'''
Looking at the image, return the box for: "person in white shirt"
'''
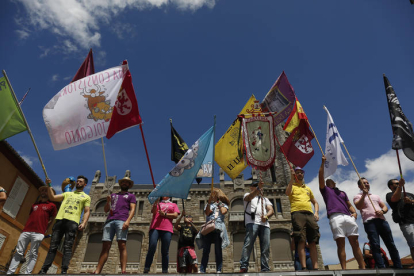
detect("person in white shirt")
[239,181,274,273]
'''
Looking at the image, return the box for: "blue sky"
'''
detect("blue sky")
[2,0,414,266]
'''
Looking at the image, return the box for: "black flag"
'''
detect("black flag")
[171,121,189,163]
[384,74,414,161]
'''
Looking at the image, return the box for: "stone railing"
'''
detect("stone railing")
[229,211,244,222]
[89,212,107,222]
[272,260,294,271]
[80,262,97,273]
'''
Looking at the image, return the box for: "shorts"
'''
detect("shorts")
[329,213,359,240]
[102,220,128,241]
[178,248,198,268]
[400,223,414,248]
[291,211,320,244]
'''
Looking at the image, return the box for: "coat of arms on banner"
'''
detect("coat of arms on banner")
[241,116,275,170]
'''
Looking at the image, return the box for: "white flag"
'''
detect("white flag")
[324,106,348,178]
[43,64,128,150]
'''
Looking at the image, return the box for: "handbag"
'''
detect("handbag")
[200,206,219,236]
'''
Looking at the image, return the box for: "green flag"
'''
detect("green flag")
[0,76,27,141]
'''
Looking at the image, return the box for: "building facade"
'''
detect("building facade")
[69,125,324,274]
[0,141,62,274]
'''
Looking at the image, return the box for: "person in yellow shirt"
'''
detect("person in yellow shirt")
[285,167,320,270]
[39,176,91,274]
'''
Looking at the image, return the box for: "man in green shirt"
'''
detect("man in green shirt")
[39,176,91,274]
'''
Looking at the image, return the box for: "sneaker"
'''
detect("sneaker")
[61,270,67,274]
[38,269,47,274]
[121,271,127,274]
[239,268,248,273]
[217,271,222,274]
[143,269,149,274]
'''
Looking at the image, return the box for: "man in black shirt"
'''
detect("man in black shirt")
[386,178,414,261]
[174,211,199,273]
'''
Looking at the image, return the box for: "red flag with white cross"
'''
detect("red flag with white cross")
[106,61,142,139]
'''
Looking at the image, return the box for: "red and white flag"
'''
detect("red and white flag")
[106,63,142,139]
[43,61,141,150]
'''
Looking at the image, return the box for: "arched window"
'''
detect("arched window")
[231,198,244,212]
[157,234,179,263]
[233,232,254,262]
[95,200,107,213]
[127,233,143,262]
[84,233,103,262]
[270,231,292,261]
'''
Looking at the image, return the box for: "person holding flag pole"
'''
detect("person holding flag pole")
[383,74,414,262]
[281,98,321,270]
[318,106,365,270]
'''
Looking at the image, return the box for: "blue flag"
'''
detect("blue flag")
[148,126,214,203]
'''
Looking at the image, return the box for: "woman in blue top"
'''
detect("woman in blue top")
[197,188,230,273]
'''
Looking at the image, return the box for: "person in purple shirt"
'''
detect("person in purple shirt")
[319,157,365,269]
[92,177,137,274]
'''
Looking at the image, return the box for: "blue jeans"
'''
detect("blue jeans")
[144,229,172,273]
[364,218,402,268]
[239,224,270,271]
[294,257,312,270]
[200,230,222,272]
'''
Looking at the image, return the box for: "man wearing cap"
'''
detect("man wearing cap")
[39,176,91,274]
[285,167,320,270]
[353,177,402,268]
[386,178,414,261]
[318,157,365,269]
[93,177,136,274]
[239,180,274,273]
[7,185,57,274]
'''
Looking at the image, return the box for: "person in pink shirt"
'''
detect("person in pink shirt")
[144,197,179,273]
[353,177,402,269]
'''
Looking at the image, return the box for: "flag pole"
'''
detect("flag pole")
[341,141,377,211]
[395,149,407,197]
[101,137,110,194]
[211,115,216,193]
[307,120,324,156]
[19,88,31,105]
[140,124,156,187]
[2,70,49,179]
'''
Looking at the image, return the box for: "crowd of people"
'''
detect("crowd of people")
[0,161,413,274]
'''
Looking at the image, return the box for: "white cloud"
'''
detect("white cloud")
[16,0,216,55]
[15,29,30,40]
[305,150,414,265]
[17,151,36,166]
[51,74,59,82]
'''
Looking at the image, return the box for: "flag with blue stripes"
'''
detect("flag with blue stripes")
[148,126,214,204]
[324,107,348,178]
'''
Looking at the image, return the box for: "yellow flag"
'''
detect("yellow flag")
[215,95,256,179]
[283,99,308,133]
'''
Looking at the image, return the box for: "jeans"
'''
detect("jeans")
[364,218,402,269]
[294,257,312,270]
[144,229,172,273]
[200,230,222,273]
[102,220,128,241]
[41,219,78,272]
[239,224,270,271]
[7,232,44,274]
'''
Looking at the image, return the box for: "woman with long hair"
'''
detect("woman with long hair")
[144,197,179,273]
[197,188,230,273]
